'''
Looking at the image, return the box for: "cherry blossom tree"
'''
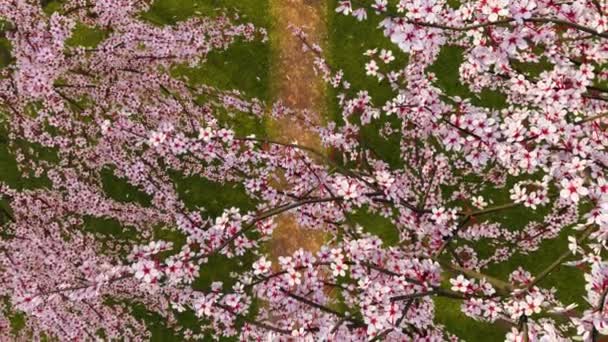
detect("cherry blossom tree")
[1,0,608,340]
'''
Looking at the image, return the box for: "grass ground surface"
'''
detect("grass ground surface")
[0,0,586,340]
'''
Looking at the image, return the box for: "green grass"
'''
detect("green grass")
[326,7,408,168]
[427,46,508,109]
[350,207,400,246]
[66,23,108,47]
[143,0,269,26]
[434,296,507,341]
[0,37,11,68]
[146,0,272,137]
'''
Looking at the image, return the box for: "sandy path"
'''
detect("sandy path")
[267,0,327,261]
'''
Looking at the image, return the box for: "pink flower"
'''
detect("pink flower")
[365,60,379,76]
[379,49,394,64]
[500,32,528,55]
[198,127,214,142]
[431,207,452,224]
[291,327,306,337]
[132,260,161,283]
[472,196,487,209]
[592,14,607,33]
[331,261,348,277]
[194,295,215,317]
[364,309,386,335]
[353,8,367,21]
[375,170,394,188]
[335,1,352,15]
[560,178,589,203]
[253,257,272,276]
[372,0,388,13]
[335,177,360,201]
[482,0,509,22]
[148,131,167,147]
[450,275,470,293]
[15,294,43,313]
[510,0,536,23]
[100,120,112,135]
[285,268,302,286]
[523,294,544,316]
[483,301,502,321]
[389,24,425,53]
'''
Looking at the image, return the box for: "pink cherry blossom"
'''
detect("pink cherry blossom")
[560,178,589,203]
[253,257,272,276]
[132,260,161,283]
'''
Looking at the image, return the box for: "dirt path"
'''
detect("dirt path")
[267,0,327,261]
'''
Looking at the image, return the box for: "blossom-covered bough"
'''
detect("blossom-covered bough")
[0,0,607,340]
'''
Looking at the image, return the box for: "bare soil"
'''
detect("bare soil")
[267,0,327,263]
